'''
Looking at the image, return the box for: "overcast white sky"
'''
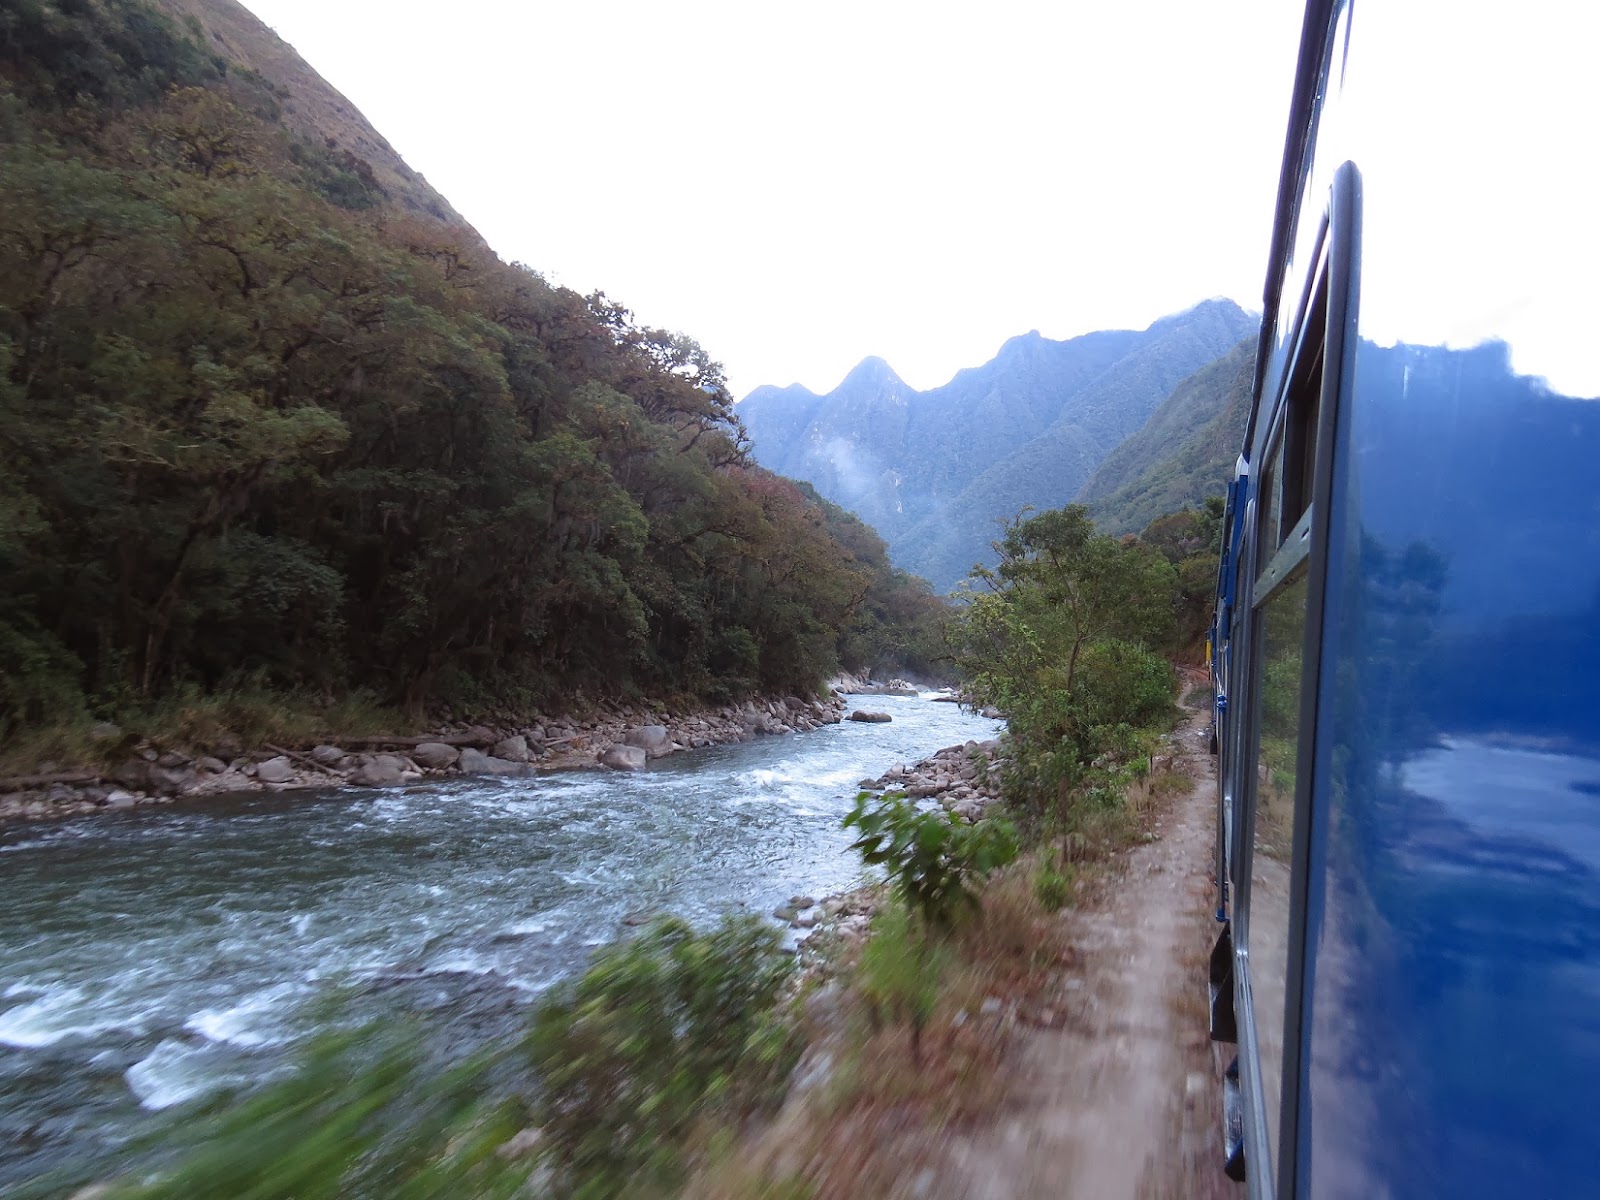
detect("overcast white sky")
[240,0,1303,397]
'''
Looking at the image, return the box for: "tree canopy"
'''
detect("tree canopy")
[0,1,945,733]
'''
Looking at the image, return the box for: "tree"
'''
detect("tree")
[954,505,1179,824]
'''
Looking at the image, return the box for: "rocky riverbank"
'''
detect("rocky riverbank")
[0,692,847,824]
[858,735,1010,823]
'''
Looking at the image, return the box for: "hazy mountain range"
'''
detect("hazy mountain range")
[738,300,1256,591]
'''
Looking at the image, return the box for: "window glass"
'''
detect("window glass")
[1261,437,1286,552]
[1250,565,1308,1170]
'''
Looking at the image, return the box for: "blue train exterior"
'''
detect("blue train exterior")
[1208,2,1600,1196]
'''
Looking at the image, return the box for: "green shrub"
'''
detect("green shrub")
[527,915,800,1198]
[1070,638,1175,731]
[843,792,1018,934]
[858,899,949,1053]
[1033,860,1075,911]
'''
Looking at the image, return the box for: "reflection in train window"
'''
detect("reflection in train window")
[1249,564,1308,1174]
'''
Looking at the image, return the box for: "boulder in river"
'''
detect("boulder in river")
[600,744,647,771]
[848,710,893,723]
[310,744,345,766]
[492,735,530,763]
[255,757,296,784]
[412,742,460,770]
[458,748,530,776]
[349,760,404,787]
[623,725,670,752]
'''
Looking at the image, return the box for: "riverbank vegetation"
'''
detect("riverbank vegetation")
[0,0,948,774]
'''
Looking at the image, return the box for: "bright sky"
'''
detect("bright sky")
[240,0,1303,397]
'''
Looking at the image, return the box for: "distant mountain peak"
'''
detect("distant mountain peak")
[738,300,1257,593]
[839,355,906,390]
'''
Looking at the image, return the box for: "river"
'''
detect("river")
[0,693,1000,1189]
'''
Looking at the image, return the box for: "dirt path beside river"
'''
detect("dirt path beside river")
[918,695,1239,1200]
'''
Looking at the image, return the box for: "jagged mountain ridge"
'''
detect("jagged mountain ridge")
[738,300,1255,591]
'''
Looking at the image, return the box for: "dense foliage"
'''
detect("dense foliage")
[954,504,1180,830]
[0,0,939,736]
[527,916,799,1197]
[800,483,951,680]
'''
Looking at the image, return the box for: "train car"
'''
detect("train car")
[1208,1,1600,1195]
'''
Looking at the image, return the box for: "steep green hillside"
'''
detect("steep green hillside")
[739,300,1255,592]
[1079,339,1255,535]
[0,0,929,733]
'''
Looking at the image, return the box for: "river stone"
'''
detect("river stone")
[848,710,892,723]
[310,744,345,766]
[981,707,1003,719]
[457,747,493,774]
[412,742,460,769]
[599,744,647,771]
[350,760,404,787]
[492,735,529,763]
[104,789,137,808]
[623,725,669,751]
[481,756,530,777]
[460,725,496,747]
[196,756,227,774]
[154,765,198,793]
[255,757,296,784]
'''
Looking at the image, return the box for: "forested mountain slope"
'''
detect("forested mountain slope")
[0,0,941,734]
[739,300,1254,592]
[1077,339,1255,534]
[148,0,475,230]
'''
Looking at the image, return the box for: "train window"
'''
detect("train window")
[1248,563,1309,1170]
[1258,265,1328,558]
[1243,224,1333,1189]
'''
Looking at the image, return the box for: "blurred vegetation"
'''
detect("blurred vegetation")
[0,1013,535,1200]
[20,916,798,1199]
[843,792,1018,935]
[528,915,801,1198]
[0,0,949,750]
[843,794,1017,1066]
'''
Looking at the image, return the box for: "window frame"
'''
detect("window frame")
[1232,159,1361,1199]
